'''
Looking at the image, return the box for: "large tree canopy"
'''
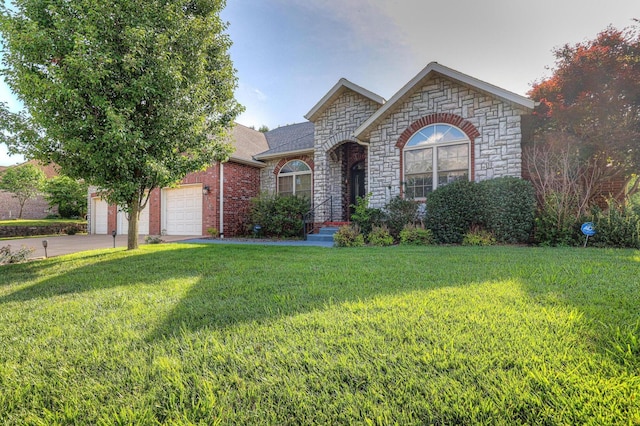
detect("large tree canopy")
[528,24,640,197]
[0,0,242,248]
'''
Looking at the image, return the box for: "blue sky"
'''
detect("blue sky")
[1,0,637,166]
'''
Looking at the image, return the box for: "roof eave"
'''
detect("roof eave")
[253,148,314,161]
[228,155,267,168]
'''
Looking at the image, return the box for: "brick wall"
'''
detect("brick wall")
[0,191,57,219]
[221,162,262,236]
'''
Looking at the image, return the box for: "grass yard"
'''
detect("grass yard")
[0,219,86,227]
[0,244,639,424]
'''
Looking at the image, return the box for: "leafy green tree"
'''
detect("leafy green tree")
[0,0,243,248]
[0,163,45,218]
[44,176,89,218]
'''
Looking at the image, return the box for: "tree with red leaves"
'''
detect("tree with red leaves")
[528,23,640,200]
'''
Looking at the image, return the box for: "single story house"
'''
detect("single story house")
[89,62,536,237]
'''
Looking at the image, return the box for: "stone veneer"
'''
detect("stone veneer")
[365,76,530,207]
[312,91,382,220]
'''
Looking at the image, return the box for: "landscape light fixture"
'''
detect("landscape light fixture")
[202,185,210,195]
[42,240,48,258]
[111,230,117,248]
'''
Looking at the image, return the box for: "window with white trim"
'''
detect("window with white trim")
[278,160,312,198]
[404,124,470,198]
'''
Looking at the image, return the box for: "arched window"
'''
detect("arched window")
[404,124,470,198]
[278,160,312,198]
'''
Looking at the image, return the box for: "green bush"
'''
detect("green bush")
[425,180,484,244]
[384,196,418,239]
[333,225,365,247]
[250,193,310,238]
[533,192,584,246]
[589,201,640,248]
[367,225,394,246]
[462,227,496,246]
[479,177,536,244]
[399,224,434,245]
[350,193,384,236]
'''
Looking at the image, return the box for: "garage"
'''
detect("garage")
[162,185,203,235]
[91,198,108,234]
[117,204,149,235]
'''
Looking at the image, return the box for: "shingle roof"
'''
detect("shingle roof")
[255,122,315,159]
[228,124,269,166]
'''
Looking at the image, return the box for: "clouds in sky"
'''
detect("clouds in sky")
[1,0,637,165]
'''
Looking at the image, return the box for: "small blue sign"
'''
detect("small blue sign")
[581,222,596,236]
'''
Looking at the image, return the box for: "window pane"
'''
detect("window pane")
[280,160,310,174]
[437,144,468,171]
[405,148,432,174]
[278,175,293,196]
[437,170,468,187]
[436,125,467,143]
[406,174,432,198]
[407,124,467,147]
[295,174,311,195]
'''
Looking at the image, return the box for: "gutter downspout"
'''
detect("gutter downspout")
[219,162,224,239]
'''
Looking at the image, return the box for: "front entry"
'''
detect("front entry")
[349,161,366,217]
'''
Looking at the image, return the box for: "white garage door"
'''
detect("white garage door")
[117,204,149,235]
[91,198,108,234]
[163,185,202,236]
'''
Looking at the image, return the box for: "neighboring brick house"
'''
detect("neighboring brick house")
[0,160,59,219]
[90,62,538,237]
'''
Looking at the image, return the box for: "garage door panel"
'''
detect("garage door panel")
[92,198,108,235]
[118,204,149,235]
[163,185,202,235]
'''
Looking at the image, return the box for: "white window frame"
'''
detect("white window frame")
[277,160,312,197]
[403,124,471,200]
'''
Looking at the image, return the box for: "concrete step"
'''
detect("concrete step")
[306,233,335,243]
[306,226,339,243]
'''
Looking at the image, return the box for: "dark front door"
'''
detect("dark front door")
[350,161,366,216]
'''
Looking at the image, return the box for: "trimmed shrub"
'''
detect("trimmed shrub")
[462,227,496,246]
[425,180,484,244]
[478,177,536,244]
[250,193,310,238]
[367,225,394,246]
[384,196,418,239]
[350,193,384,236]
[333,225,365,247]
[399,224,434,245]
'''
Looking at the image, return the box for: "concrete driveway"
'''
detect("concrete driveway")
[2,234,191,259]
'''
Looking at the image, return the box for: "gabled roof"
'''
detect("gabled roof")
[228,124,269,167]
[354,62,535,140]
[304,78,385,122]
[254,122,315,160]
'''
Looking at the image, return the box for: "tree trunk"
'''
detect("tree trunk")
[127,202,140,250]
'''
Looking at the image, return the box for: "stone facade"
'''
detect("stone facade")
[365,76,530,206]
[312,91,381,219]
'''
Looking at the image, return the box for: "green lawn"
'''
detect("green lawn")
[0,244,638,424]
[0,219,86,227]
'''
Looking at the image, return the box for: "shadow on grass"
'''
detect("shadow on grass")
[2,243,638,370]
